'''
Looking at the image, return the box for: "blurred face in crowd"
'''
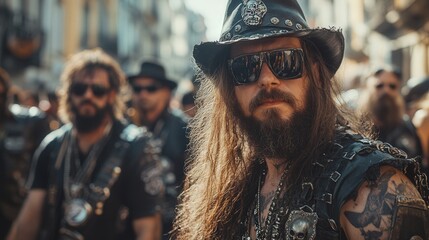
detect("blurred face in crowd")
[366,71,404,128]
[230,37,313,159]
[367,71,401,98]
[131,77,171,116]
[69,68,114,132]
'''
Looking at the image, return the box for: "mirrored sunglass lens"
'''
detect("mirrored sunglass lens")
[268,50,302,79]
[231,55,261,85]
[71,84,88,96]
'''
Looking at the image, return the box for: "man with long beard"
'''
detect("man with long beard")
[9,49,164,240]
[359,68,422,158]
[173,0,429,239]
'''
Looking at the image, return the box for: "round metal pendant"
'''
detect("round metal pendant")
[285,210,318,240]
[64,199,93,227]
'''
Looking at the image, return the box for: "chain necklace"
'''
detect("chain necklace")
[253,166,289,240]
[63,122,113,200]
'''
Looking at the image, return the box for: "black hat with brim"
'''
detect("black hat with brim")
[193,0,345,78]
[128,61,177,89]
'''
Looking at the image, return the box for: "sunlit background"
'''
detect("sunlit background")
[184,0,228,41]
[0,0,428,100]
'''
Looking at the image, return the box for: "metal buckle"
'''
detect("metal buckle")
[330,171,341,182]
[321,193,333,204]
[301,182,314,202]
[343,151,356,160]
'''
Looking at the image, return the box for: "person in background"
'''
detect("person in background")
[127,61,189,239]
[20,90,39,108]
[403,76,429,177]
[413,93,429,176]
[0,67,50,240]
[403,76,429,118]
[9,49,163,240]
[45,91,63,131]
[173,0,429,239]
[181,91,196,118]
[358,68,422,158]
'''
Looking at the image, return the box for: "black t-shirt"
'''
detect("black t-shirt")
[28,121,163,240]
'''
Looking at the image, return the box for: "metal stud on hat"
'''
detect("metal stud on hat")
[193,0,345,79]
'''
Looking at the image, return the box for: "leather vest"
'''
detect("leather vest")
[36,122,158,240]
[310,133,428,239]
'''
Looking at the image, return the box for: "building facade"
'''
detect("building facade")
[0,0,206,92]
[303,0,429,89]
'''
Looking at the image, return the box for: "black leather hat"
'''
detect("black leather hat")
[128,61,177,89]
[193,0,345,77]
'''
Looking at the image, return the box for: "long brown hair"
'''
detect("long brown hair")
[174,38,363,239]
[58,48,128,124]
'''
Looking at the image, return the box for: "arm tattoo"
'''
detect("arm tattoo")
[344,169,418,239]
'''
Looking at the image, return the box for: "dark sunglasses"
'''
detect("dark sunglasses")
[70,83,110,97]
[132,85,161,94]
[228,48,304,86]
[375,83,398,90]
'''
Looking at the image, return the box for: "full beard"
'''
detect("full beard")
[370,93,402,130]
[236,89,313,160]
[71,101,111,133]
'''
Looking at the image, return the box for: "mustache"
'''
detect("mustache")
[249,89,297,113]
[78,99,98,108]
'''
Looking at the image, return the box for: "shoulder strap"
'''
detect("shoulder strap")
[314,134,425,236]
[82,124,144,215]
[38,126,71,240]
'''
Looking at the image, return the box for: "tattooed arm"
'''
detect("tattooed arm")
[339,166,424,240]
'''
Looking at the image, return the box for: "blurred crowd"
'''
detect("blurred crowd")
[341,67,429,174]
[0,52,197,240]
[0,47,428,240]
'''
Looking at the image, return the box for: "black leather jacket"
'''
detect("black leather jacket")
[0,104,49,238]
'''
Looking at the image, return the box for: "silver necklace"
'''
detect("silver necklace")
[63,123,113,200]
[253,166,289,240]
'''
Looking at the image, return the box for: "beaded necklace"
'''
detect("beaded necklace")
[253,166,289,239]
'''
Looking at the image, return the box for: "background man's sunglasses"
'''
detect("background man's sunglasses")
[228,48,304,86]
[132,85,161,94]
[70,83,110,97]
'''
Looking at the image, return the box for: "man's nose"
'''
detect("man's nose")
[257,63,280,89]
